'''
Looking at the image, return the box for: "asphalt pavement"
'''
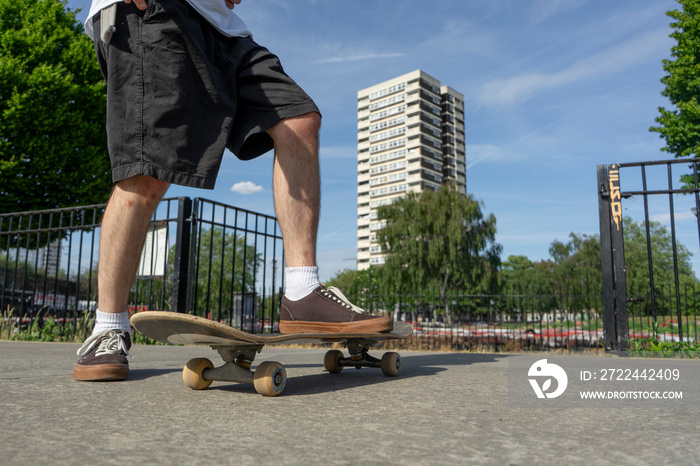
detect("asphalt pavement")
[0,340,698,465]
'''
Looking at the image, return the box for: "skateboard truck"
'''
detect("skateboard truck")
[182,345,287,397]
[183,340,402,396]
[323,339,402,377]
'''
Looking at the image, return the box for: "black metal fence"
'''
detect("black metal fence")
[598,158,700,351]
[8,181,697,353]
[0,197,285,340]
[340,285,605,352]
[1,197,610,350]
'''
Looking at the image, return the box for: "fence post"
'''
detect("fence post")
[185,199,200,314]
[172,197,192,313]
[597,164,630,351]
[609,165,630,351]
[598,165,616,350]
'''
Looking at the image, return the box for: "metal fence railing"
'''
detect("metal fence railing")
[184,198,284,332]
[5,185,696,352]
[0,197,285,340]
[338,284,606,352]
[0,196,608,350]
[1,202,106,339]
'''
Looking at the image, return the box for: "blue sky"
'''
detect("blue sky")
[68,0,687,281]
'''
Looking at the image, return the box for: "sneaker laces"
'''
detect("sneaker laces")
[325,286,366,314]
[77,329,133,359]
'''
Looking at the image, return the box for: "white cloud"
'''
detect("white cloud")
[315,52,405,64]
[651,211,698,224]
[466,144,508,169]
[477,28,670,107]
[230,181,264,195]
[529,0,587,24]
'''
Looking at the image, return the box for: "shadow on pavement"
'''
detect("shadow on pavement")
[208,352,505,396]
[128,368,181,381]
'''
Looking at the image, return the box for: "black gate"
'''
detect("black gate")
[598,159,700,351]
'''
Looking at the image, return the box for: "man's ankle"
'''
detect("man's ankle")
[92,309,130,335]
[284,266,321,301]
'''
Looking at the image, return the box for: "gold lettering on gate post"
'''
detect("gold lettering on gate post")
[609,165,622,231]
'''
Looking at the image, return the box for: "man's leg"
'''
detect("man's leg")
[268,113,392,333]
[74,175,170,381]
[269,112,321,269]
[98,175,171,314]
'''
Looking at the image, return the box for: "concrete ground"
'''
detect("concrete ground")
[0,340,698,465]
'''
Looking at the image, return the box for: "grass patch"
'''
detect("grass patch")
[628,320,700,358]
[0,307,165,345]
[0,308,78,342]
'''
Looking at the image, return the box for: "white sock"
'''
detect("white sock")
[285,266,321,301]
[93,309,130,335]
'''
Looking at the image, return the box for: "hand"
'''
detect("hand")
[124,0,147,10]
[225,0,241,9]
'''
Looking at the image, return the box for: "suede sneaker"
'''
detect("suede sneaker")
[73,329,132,381]
[279,286,393,334]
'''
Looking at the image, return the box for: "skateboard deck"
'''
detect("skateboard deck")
[130,311,413,396]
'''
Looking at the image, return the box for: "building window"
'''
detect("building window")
[369,82,406,100]
[370,183,407,197]
[369,104,406,122]
[370,172,407,187]
[369,138,407,154]
[370,116,406,133]
[370,148,407,165]
[370,160,408,175]
[369,126,406,143]
[370,94,406,111]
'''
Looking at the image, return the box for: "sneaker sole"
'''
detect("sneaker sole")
[279,318,393,334]
[73,363,129,381]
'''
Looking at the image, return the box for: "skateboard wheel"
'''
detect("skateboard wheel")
[253,361,287,397]
[381,352,401,377]
[323,350,344,374]
[183,358,214,390]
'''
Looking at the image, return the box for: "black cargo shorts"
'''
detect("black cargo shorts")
[92,0,320,189]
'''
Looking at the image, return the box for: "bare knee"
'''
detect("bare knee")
[268,112,321,148]
[112,175,170,213]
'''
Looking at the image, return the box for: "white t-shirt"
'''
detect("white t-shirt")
[84,0,252,40]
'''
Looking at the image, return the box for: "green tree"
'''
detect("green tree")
[505,222,699,317]
[500,255,558,321]
[0,0,111,214]
[501,255,557,292]
[650,0,700,160]
[545,233,603,319]
[191,227,261,320]
[623,218,699,315]
[377,184,501,323]
[325,268,357,292]
[549,233,602,290]
[325,267,394,315]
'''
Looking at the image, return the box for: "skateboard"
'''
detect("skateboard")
[130,311,413,396]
